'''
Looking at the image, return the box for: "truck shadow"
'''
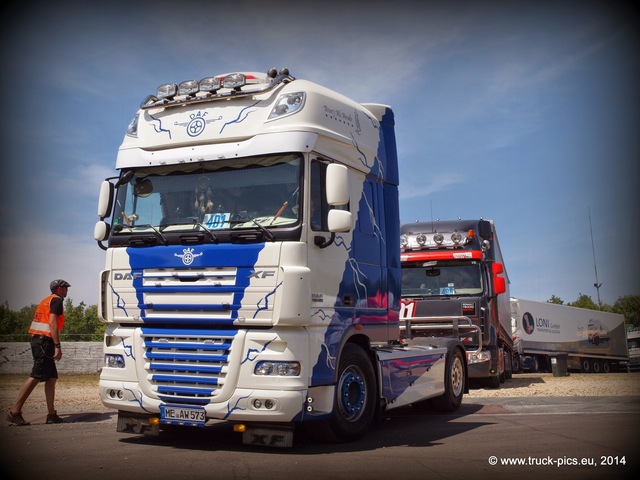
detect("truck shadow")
[469,374,546,392]
[119,404,492,454]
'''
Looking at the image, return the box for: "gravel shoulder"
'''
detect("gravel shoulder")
[1,372,639,415]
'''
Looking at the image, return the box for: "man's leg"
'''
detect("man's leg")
[44,378,57,415]
[11,377,40,415]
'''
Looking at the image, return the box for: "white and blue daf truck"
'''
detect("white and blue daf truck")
[94,68,467,447]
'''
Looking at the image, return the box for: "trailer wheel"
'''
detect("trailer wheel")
[603,360,611,373]
[581,357,591,373]
[305,343,376,443]
[592,360,601,374]
[429,348,465,412]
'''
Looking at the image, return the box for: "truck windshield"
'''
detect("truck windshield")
[402,261,483,297]
[111,154,301,236]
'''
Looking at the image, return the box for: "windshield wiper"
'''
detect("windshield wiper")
[192,218,218,243]
[129,224,168,245]
[251,218,275,242]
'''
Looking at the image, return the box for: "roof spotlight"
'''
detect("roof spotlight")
[416,234,427,245]
[434,233,444,245]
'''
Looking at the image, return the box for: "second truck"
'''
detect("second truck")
[400,219,513,388]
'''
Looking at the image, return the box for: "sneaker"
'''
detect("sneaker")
[6,411,30,426]
[46,412,64,424]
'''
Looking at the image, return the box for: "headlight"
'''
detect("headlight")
[105,354,126,368]
[254,361,301,376]
[467,350,491,364]
[199,76,221,93]
[157,83,178,100]
[268,92,306,120]
[178,80,199,96]
[223,72,246,89]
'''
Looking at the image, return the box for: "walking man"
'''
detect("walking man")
[6,279,70,426]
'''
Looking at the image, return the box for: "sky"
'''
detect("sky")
[0,0,638,310]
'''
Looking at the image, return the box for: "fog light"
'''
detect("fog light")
[264,399,275,410]
[253,399,263,409]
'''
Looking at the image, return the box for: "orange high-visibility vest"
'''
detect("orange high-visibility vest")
[28,294,65,337]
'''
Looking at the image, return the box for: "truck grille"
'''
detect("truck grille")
[138,267,240,324]
[141,327,238,405]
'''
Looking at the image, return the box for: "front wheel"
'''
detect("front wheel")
[306,344,376,443]
[430,348,466,412]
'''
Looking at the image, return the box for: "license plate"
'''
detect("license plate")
[160,405,206,426]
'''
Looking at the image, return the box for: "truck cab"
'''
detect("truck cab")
[400,219,512,388]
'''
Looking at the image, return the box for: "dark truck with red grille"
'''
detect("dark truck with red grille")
[400,219,513,388]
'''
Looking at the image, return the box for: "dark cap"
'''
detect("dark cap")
[50,279,71,292]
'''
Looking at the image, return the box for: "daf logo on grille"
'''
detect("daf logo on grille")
[175,247,203,266]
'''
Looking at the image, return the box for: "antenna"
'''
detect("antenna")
[588,206,602,308]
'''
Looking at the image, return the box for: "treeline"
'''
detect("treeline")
[0,299,106,342]
[547,293,640,328]
[2,294,639,342]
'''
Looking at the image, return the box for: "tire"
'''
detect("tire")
[581,357,591,373]
[592,360,601,373]
[487,374,500,389]
[306,344,376,443]
[512,355,521,374]
[603,360,611,373]
[429,348,465,412]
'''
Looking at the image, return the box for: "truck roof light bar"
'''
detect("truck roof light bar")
[401,231,473,250]
[140,68,295,110]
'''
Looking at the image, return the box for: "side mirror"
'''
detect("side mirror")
[94,220,110,242]
[98,181,114,219]
[325,163,349,206]
[327,209,352,232]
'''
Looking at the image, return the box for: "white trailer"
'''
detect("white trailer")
[627,327,640,372]
[511,298,628,373]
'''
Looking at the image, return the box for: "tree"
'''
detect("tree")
[62,300,105,341]
[567,293,612,312]
[548,295,564,305]
[613,295,640,328]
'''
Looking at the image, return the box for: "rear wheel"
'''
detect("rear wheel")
[581,357,591,373]
[592,359,601,373]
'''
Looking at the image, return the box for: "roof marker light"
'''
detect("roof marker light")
[268,92,306,121]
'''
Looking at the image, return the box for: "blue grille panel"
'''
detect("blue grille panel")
[141,328,238,405]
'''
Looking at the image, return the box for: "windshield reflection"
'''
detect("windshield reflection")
[112,154,301,236]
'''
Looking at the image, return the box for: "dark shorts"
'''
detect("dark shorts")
[30,335,58,381]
